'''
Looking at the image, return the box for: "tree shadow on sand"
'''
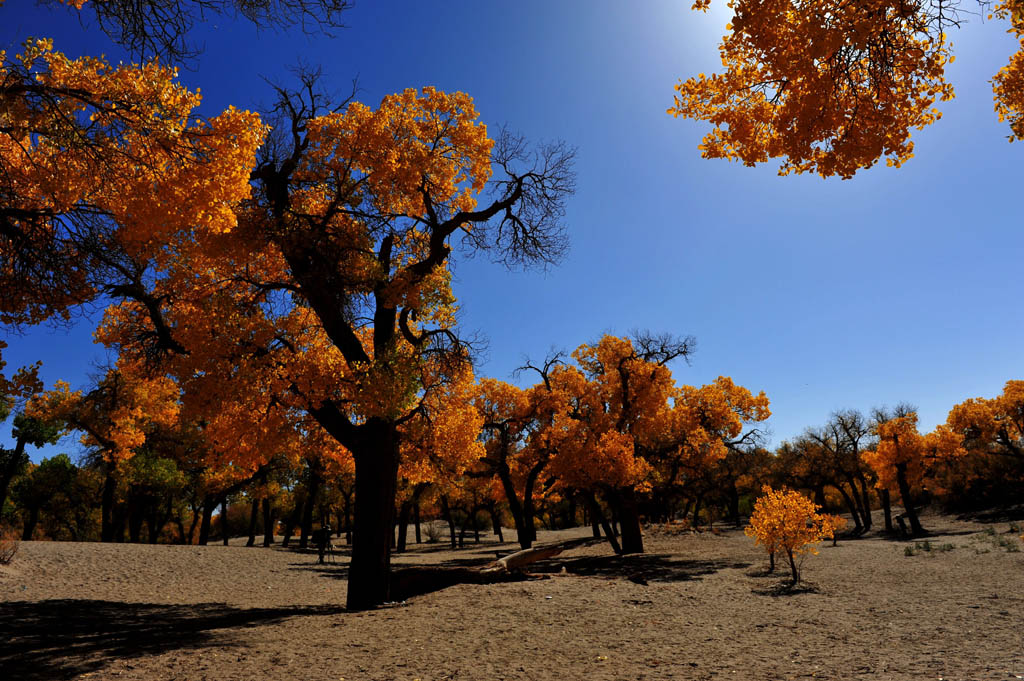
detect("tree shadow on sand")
[0,599,346,681]
[532,553,752,584]
[750,580,821,597]
[285,545,751,602]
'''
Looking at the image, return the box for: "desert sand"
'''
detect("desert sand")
[2,511,1022,681]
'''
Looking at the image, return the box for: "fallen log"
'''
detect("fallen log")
[480,537,601,574]
[390,537,601,601]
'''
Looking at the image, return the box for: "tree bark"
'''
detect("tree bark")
[221,498,230,546]
[488,505,504,542]
[247,497,259,547]
[262,498,275,546]
[894,463,924,535]
[832,484,863,534]
[0,437,28,514]
[21,506,39,540]
[101,467,117,542]
[855,474,873,532]
[880,488,893,533]
[345,422,401,610]
[299,468,322,549]
[614,489,644,554]
[281,493,303,547]
[413,501,421,544]
[198,495,216,545]
[786,548,799,583]
[396,498,413,553]
[440,495,457,549]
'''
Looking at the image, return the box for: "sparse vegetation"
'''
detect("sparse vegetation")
[0,525,18,564]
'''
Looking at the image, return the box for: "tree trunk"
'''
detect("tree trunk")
[488,506,504,542]
[880,489,893,533]
[101,467,117,542]
[727,485,741,528]
[833,484,863,534]
[615,490,644,554]
[786,548,799,583]
[0,437,28,515]
[440,495,457,549]
[127,499,145,543]
[21,506,40,540]
[198,496,216,546]
[413,501,422,544]
[345,423,401,610]
[221,498,230,546]
[496,466,530,549]
[855,474,873,532]
[174,515,188,545]
[396,498,413,553]
[247,497,259,547]
[813,485,826,508]
[691,495,703,528]
[894,463,924,535]
[112,503,127,543]
[344,498,352,545]
[299,469,322,549]
[262,498,275,546]
[281,493,303,547]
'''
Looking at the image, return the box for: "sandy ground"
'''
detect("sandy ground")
[2,511,1023,681]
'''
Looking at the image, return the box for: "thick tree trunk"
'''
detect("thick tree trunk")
[488,506,504,542]
[127,499,145,543]
[833,484,863,534]
[345,423,401,610]
[894,464,924,535]
[198,496,216,546]
[440,495,457,549]
[281,494,303,547]
[813,485,826,509]
[343,497,352,545]
[396,498,413,553]
[174,515,188,544]
[247,498,259,547]
[21,506,39,540]
[221,498,230,546]
[855,474,873,532]
[299,470,322,549]
[615,490,644,554]
[725,485,741,527]
[262,498,275,547]
[0,437,27,514]
[111,503,127,543]
[413,501,422,544]
[148,498,171,544]
[496,467,530,549]
[880,489,893,533]
[101,468,117,542]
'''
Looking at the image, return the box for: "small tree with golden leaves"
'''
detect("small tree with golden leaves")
[745,485,838,583]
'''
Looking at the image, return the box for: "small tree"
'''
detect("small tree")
[745,485,838,584]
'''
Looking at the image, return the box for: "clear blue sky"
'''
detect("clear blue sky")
[3,0,1022,462]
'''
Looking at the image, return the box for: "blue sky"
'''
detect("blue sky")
[3,0,1022,461]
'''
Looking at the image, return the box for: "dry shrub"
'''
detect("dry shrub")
[0,526,19,565]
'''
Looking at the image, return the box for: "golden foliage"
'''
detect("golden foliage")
[863,412,963,492]
[745,485,837,556]
[992,0,1024,140]
[947,380,1024,456]
[671,0,955,177]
